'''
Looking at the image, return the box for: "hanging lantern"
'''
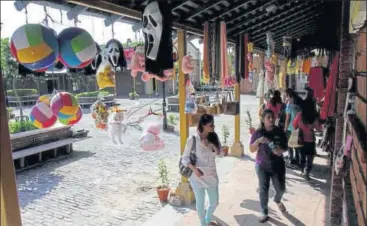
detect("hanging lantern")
[247,42,254,53]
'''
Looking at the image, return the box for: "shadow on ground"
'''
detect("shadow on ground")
[16,150,95,208]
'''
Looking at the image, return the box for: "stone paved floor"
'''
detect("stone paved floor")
[143,144,331,226]
[14,95,261,226]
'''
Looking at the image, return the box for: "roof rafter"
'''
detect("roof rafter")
[208,0,258,22]
[250,13,320,40]
[186,0,226,21]
[228,1,321,35]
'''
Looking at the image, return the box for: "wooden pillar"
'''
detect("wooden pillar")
[176,30,195,205]
[230,33,244,157]
[1,70,22,226]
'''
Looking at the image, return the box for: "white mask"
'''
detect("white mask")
[142,1,162,60]
[107,42,120,67]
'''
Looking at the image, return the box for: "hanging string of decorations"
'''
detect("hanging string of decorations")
[282,33,292,58]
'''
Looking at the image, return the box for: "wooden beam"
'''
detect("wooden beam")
[251,14,319,41]
[209,0,258,21]
[67,0,204,36]
[225,0,278,24]
[1,70,22,226]
[228,1,319,35]
[186,0,225,20]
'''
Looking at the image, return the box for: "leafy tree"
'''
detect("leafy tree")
[1,38,18,83]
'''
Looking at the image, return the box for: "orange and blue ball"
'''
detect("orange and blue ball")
[50,92,79,116]
[10,24,59,71]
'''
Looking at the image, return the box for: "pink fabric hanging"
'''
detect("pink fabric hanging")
[308,67,325,101]
[320,53,339,120]
[220,21,228,88]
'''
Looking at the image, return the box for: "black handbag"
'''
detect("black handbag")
[179,136,197,178]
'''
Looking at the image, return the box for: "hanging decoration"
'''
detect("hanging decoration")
[90,99,109,130]
[58,106,83,126]
[29,102,57,129]
[142,1,174,79]
[58,27,97,68]
[50,92,79,116]
[140,123,165,151]
[37,95,51,106]
[109,107,127,144]
[96,47,116,89]
[202,22,210,84]
[182,55,194,74]
[247,42,254,83]
[84,42,102,75]
[282,35,292,58]
[10,24,59,71]
[105,39,127,71]
[266,32,275,58]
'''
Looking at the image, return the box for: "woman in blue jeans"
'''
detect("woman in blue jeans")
[181,114,222,226]
[250,109,288,223]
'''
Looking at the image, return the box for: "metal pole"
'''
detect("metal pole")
[162,81,168,130]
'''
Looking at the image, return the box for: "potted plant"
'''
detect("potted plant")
[156,159,170,202]
[129,91,139,100]
[221,125,230,156]
[245,110,256,135]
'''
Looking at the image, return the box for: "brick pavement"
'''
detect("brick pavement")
[143,147,331,226]
[15,95,261,226]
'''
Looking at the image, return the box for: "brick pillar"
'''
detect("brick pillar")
[329,1,353,225]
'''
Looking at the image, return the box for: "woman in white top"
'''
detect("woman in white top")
[181,114,221,226]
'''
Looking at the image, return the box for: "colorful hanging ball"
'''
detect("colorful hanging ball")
[50,92,79,115]
[58,27,97,68]
[10,24,59,71]
[37,95,51,106]
[29,102,57,129]
[58,107,83,126]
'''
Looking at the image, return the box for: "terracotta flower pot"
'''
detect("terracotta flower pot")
[249,127,256,135]
[222,146,229,156]
[156,186,170,202]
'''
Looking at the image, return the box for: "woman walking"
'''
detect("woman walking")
[293,103,322,180]
[181,114,222,226]
[250,109,288,223]
[284,88,302,167]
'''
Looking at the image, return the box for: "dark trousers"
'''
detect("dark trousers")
[256,165,286,215]
[300,142,316,174]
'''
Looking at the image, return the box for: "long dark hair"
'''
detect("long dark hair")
[270,90,282,106]
[207,132,220,149]
[259,109,275,130]
[285,88,303,106]
[197,114,214,133]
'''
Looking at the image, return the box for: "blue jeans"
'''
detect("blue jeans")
[191,183,219,226]
[255,165,286,215]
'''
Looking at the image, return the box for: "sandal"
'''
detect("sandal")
[276,202,287,212]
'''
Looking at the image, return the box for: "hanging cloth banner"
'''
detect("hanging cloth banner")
[203,22,210,84]
[220,21,228,88]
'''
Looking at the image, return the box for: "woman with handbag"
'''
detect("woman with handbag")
[292,106,322,180]
[180,114,222,226]
[250,109,288,223]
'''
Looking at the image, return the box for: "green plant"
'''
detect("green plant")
[245,110,253,128]
[8,121,37,134]
[6,89,38,96]
[168,114,178,125]
[75,91,110,98]
[129,92,139,98]
[158,159,169,188]
[222,125,230,145]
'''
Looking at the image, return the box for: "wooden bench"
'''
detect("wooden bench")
[7,95,39,107]
[78,95,116,108]
[12,137,88,168]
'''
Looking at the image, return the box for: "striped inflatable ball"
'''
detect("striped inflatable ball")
[37,95,51,106]
[29,102,57,128]
[58,106,83,126]
[10,24,59,71]
[50,92,79,115]
[58,27,97,68]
